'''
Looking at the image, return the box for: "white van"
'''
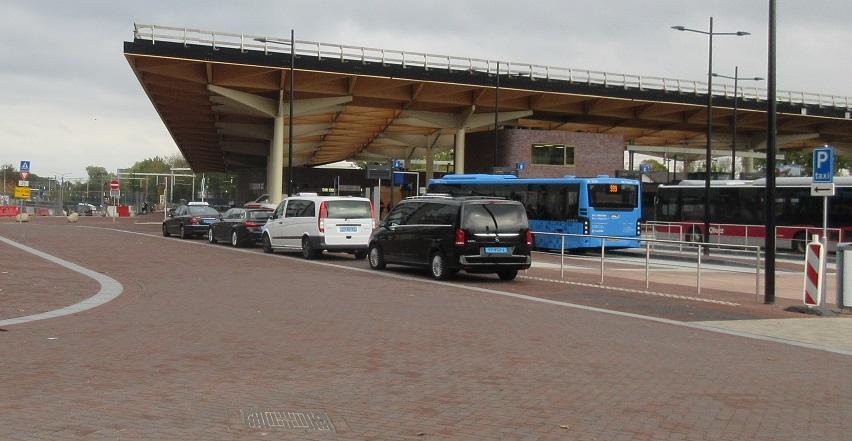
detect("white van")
[261,194,375,259]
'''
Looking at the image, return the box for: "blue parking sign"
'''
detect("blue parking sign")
[812,147,834,183]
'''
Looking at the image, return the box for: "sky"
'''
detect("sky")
[1,0,849,180]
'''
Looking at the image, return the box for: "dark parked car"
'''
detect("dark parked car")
[208,208,272,247]
[367,196,533,280]
[162,202,221,239]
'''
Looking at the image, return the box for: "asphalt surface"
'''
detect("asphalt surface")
[1,216,850,440]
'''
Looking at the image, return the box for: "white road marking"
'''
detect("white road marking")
[0,234,124,328]
[73,225,852,357]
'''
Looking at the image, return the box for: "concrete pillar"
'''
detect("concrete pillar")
[266,139,274,196]
[425,144,435,184]
[742,155,754,174]
[454,128,465,174]
[269,115,285,204]
[628,151,635,171]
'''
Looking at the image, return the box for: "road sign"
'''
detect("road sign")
[640,163,651,174]
[110,189,120,198]
[14,187,30,199]
[803,238,825,306]
[366,163,392,180]
[516,161,526,171]
[19,161,30,173]
[110,179,120,190]
[812,147,834,183]
[20,172,29,180]
[17,180,29,187]
[811,183,835,197]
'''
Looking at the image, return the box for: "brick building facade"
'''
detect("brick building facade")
[464,128,624,178]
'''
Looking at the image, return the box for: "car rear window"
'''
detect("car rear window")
[462,203,528,233]
[325,200,371,219]
[248,210,271,220]
[188,206,220,216]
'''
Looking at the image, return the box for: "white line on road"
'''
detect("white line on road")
[0,234,124,328]
[73,225,852,357]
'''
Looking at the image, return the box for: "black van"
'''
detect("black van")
[367,196,532,281]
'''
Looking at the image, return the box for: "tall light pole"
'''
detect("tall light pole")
[54,172,71,212]
[765,0,778,304]
[712,68,764,179]
[672,19,750,245]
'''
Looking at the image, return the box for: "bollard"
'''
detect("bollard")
[600,239,605,284]
[67,212,80,223]
[645,239,650,289]
[560,235,565,279]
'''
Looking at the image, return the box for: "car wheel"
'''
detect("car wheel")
[430,252,450,280]
[262,234,274,254]
[179,225,188,239]
[162,224,171,237]
[302,236,320,259]
[368,244,386,270]
[231,230,241,248]
[497,270,518,281]
[353,249,368,260]
[208,227,217,244]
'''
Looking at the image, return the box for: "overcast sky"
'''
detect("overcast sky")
[1,0,849,179]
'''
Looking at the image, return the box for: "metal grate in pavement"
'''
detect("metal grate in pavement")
[239,408,336,432]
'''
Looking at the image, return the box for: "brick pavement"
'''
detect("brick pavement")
[0,218,850,440]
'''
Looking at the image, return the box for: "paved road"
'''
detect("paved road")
[1,218,851,440]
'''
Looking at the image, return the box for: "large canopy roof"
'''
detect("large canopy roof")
[125,25,852,172]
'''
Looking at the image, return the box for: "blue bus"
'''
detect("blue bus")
[428,174,642,250]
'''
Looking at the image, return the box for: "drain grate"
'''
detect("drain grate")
[239,408,336,432]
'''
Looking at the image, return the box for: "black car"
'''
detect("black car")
[162,203,222,239]
[208,208,272,247]
[367,196,533,281]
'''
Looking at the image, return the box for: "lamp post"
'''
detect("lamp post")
[255,31,296,197]
[54,172,71,212]
[672,19,750,245]
[712,68,764,179]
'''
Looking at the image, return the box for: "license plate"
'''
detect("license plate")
[202,219,214,224]
[483,246,508,254]
[339,226,358,233]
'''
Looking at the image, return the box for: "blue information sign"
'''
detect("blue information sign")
[20,161,30,172]
[516,161,526,171]
[639,163,651,174]
[812,147,834,183]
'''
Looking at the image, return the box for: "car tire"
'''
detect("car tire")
[262,234,274,254]
[162,224,171,237]
[497,270,518,281]
[368,244,386,270]
[302,236,320,260]
[430,252,450,280]
[353,249,368,260]
[179,225,188,240]
[231,230,241,248]
[208,227,217,244]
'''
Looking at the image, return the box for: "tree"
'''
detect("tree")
[641,159,667,172]
[1,164,19,195]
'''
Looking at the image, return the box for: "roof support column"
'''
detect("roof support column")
[425,143,435,183]
[266,139,275,197]
[269,114,285,204]
[741,155,754,174]
[454,128,465,174]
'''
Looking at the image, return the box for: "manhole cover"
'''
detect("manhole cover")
[239,408,336,432]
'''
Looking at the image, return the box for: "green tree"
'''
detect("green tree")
[641,159,667,172]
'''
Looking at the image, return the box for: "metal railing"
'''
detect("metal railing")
[644,221,845,251]
[533,231,761,298]
[131,24,852,111]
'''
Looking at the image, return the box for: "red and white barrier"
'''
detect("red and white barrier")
[803,237,825,306]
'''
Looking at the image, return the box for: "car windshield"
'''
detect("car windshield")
[248,210,271,220]
[588,184,638,210]
[462,203,527,233]
[188,206,219,216]
[326,200,371,219]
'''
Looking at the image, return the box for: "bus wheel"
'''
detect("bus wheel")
[793,232,806,254]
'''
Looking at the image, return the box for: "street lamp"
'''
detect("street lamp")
[53,172,72,212]
[712,68,764,179]
[255,31,296,197]
[672,18,750,245]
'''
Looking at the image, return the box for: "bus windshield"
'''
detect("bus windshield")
[588,184,638,210]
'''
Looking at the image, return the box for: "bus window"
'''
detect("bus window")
[681,188,704,221]
[657,188,679,221]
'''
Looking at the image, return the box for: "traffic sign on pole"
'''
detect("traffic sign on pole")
[803,238,825,306]
[110,179,120,190]
[812,147,834,183]
[19,161,30,173]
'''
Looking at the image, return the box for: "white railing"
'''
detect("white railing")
[132,24,852,111]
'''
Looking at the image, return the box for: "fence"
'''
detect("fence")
[131,24,852,111]
[644,221,845,252]
[532,231,761,298]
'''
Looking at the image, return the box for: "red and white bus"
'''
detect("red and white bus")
[652,177,852,252]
